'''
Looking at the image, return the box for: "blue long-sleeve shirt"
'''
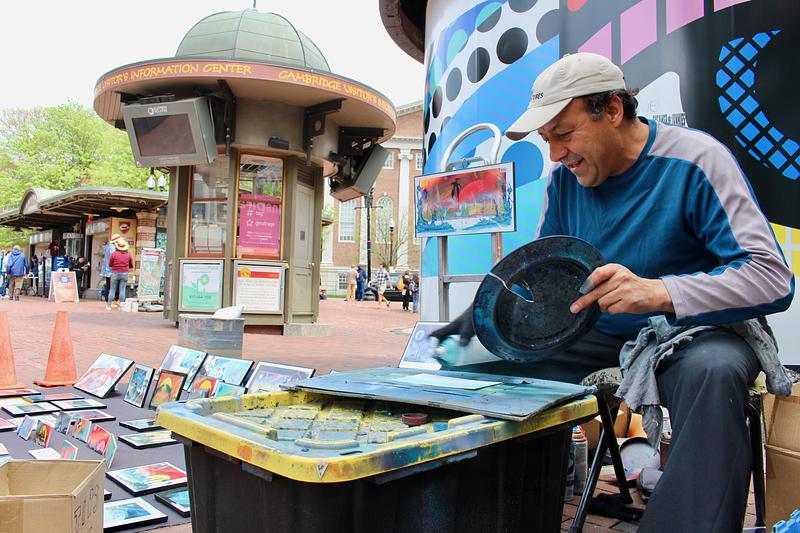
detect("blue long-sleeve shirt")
[536,118,794,339]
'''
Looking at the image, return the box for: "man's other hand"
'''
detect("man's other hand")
[429,304,476,347]
[570,264,674,315]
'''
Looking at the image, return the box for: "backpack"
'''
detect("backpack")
[397,276,405,291]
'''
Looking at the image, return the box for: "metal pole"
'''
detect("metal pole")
[389,227,394,270]
[365,189,373,282]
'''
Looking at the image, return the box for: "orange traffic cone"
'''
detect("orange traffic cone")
[0,311,25,390]
[34,311,78,387]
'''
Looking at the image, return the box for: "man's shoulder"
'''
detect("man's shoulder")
[650,120,735,170]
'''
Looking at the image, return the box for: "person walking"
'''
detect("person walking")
[356,264,367,301]
[70,256,90,298]
[345,265,357,301]
[5,245,28,301]
[30,255,39,294]
[106,238,133,311]
[0,250,6,299]
[401,270,412,312]
[411,274,419,314]
[374,263,391,308]
[101,233,121,303]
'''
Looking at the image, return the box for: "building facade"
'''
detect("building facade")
[321,101,423,294]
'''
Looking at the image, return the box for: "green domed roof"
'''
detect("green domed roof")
[176,9,330,72]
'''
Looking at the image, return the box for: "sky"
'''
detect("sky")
[0,0,424,111]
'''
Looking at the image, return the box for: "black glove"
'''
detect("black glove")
[429,304,475,347]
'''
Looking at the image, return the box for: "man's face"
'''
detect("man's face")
[536,99,620,187]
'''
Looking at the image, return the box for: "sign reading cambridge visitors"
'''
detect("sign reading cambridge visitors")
[179,261,223,311]
[138,248,165,302]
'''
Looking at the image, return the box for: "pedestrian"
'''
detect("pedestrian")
[5,245,28,301]
[70,256,90,298]
[356,264,367,301]
[345,265,357,301]
[401,270,412,312]
[0,250,6,299]
[106,238,133,311]
[101,233,121,303]
[434,52,793,533]
[411,274,419,314]
[374,263,391,309]
[30,255,39,294]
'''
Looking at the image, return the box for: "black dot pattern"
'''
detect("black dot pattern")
[424,107,430,133]
[509,0,537,13]
[467,47,491,82]
[477,7,502,32]
[446,68,463,101]
[428,132,437,155]
[497,27,528,64]
[432,87,443,118]
[536,9,560,44]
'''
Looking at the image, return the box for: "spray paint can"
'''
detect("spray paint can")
[572,426,588,495]
[564,438,575,502]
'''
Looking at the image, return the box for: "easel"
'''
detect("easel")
[435,123,504,321]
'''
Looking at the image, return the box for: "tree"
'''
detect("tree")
[373,210,410,270]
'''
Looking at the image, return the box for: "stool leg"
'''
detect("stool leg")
[598,396,632,503]
[748,397,766,528]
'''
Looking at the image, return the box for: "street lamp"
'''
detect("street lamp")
[389,217,395,270]
[355,188,382,283]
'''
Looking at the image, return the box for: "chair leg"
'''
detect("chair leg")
[748,396,766,528]
[569,395,631,533]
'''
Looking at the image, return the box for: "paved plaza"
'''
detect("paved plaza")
[1,295,758,532]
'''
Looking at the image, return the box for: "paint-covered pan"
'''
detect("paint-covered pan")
[473,236,606,362]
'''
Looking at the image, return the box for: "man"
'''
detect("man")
[374,263,391,309]
[356,264,367,301]
[435,53,793,532]
[5,245,28,301]
[70,256,90,298]
[101,234,121,305]
[345,265,357,302]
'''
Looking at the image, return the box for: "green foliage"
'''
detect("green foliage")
[0,102,152,213]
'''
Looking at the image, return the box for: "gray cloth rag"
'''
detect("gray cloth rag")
[616,316,792,448]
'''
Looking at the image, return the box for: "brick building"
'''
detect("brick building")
[321,101,423,295]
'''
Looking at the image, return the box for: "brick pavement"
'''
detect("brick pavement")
[0,295,758,532]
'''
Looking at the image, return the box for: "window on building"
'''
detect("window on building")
[338,200,356,242]
[189,157,229,257]
[337,272,348,290]
[415,152,424,171]
[375,196,393,243]
[383,151,395,169]
[236,154,283,259]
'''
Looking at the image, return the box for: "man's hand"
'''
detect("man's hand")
[570,264,674,315]
[429,304,475,347]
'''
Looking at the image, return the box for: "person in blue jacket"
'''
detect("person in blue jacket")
[5,245,28,301]
[435,53,794,532]
[101,233,121,303]
[356,264,367,301]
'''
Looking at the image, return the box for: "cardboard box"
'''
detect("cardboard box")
[0,460,104,533]
[764,383,800,528]
[581,402,631,450]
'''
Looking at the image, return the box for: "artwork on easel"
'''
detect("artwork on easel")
[123,364,154,408]
[74,353,134,398]
[158,345,207,392]
[245,362,315,392]
[148,370,186,409]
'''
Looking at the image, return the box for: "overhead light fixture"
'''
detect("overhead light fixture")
[110,206,128,213]
[268,136,290,150]
[147,168,156,190]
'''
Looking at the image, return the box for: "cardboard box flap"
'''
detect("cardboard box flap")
[0,461,101,496]
[765,384,800,452]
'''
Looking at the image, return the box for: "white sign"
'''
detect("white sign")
[233,262,283,313]
[138,248,165,302]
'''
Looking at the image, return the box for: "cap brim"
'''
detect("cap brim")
[505,98,573,141]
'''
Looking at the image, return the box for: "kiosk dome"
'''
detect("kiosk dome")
[175,9,330,72]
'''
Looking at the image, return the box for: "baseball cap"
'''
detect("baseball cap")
[506,53,626,140]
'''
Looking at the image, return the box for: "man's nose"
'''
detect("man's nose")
[549,140,568,162]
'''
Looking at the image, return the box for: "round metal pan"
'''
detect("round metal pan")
[473,236,606,362]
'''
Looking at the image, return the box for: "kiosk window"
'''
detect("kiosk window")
[189,157,229,257]
[237,154,283,259]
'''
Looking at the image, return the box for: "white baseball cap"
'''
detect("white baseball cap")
[506,53,626,140]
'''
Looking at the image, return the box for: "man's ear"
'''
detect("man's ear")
[606,95,625,126]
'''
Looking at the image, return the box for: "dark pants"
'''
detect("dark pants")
[104,276,120,301]
[402,290,411,310]
[451,328,758,533]
[356,281,365,301]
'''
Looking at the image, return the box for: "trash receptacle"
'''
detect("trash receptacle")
[157,388,597,533]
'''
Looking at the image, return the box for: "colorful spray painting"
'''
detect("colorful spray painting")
[60,441,79,460]
[73,353,134,398]
[148,370,186,409]
[69,417,92,442]
[245,362,315,392]
[52,398,107,410]
[211,381,246,398]
[118,430,177,449]
[192,355,253,388]
[106,462,187,496]
[3,401,59,417]
[158,345,206,391]
[155,487,191,517]
[124,364,154,408]
[119,418,160,432]
[34,420,53,447]
[68,409,115,422]
[415,162,515,238]
[103,497,168,531]
[398,321,448,371]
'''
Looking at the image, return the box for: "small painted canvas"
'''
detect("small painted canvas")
[55,411,73,434]
[87,424,113,454]
[158,345,207,391]
[0,443,7,455]
[52,398,107,411]
[0,418,15,432]
[29,447,61,460]
[16,415,36,440]
[68,409,115,422]
[192,355,253,389]
[414,162,516,238]
[103,497,168,531]
[0,388,38,398]
[119,430,177,449]
[3,401,59,417]
[148,370,186,409]
[60,440,79,460]
[245,361,315,392]
[398,321,448,371]
[189,375,218,398]
[119,418,160,432]
[154,487,191,517]
[34,420,53,448]
[23,392,83,403]
[69,417,92,442]
[74,353,134,398]
[29,414,58,426]
[123,364,154,408]
[106,462,187,496]
[104,434,118,469]
[211,381,246,398]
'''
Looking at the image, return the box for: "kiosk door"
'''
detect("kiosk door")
[292,185,315,315]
